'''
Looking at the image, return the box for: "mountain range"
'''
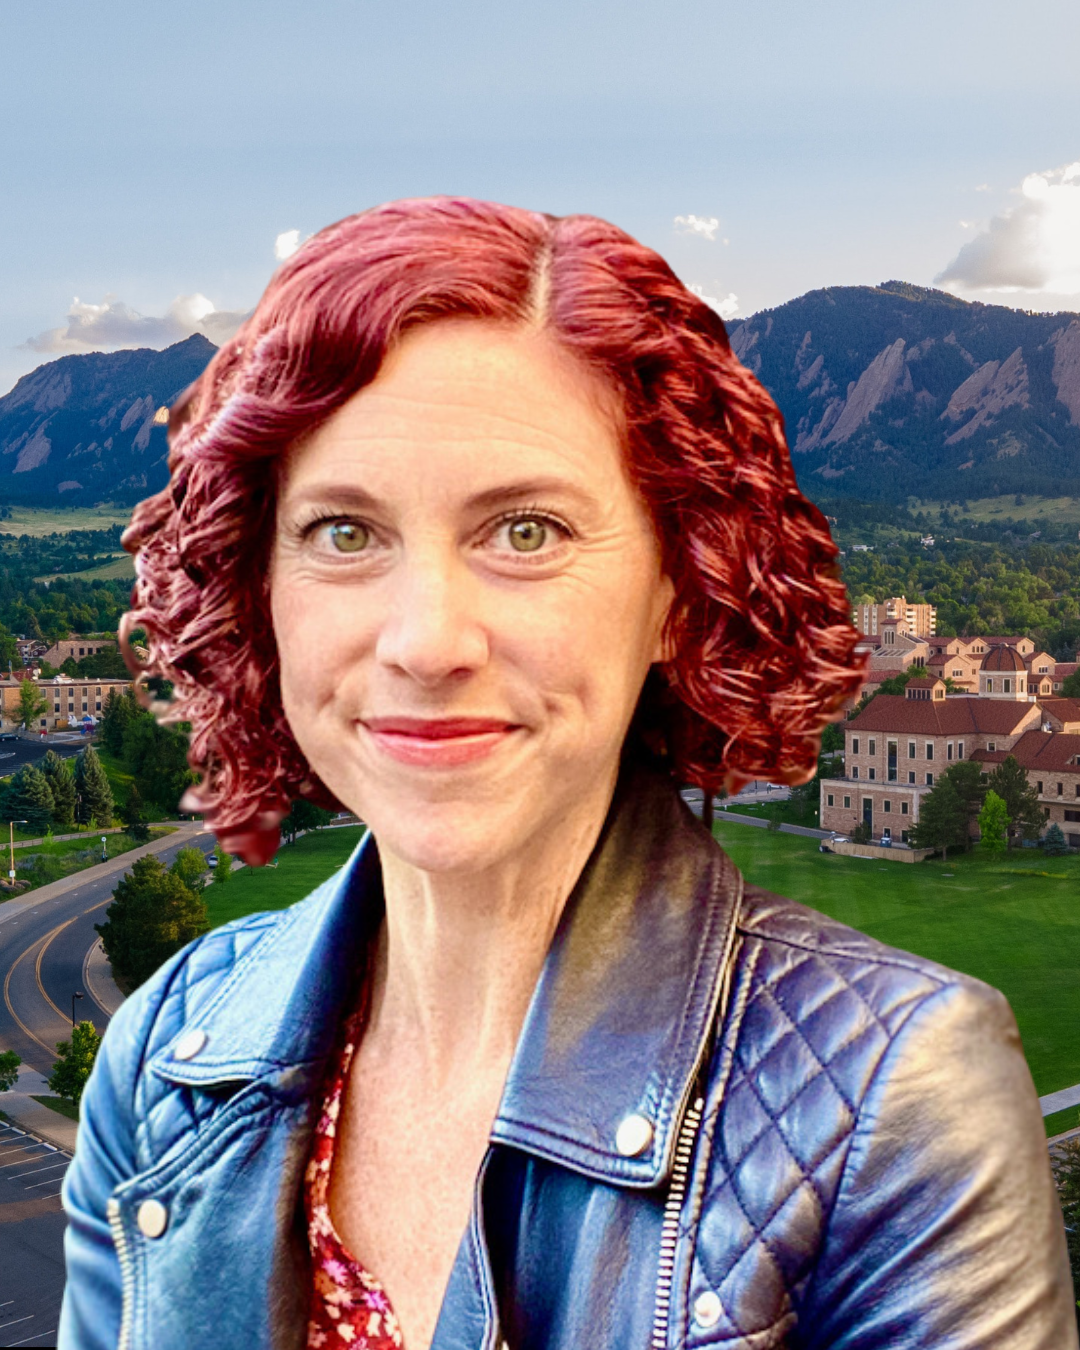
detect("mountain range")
[728,282,1080,504]
[2,282,1079,507]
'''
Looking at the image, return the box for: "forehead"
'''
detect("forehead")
[275,321,631,500]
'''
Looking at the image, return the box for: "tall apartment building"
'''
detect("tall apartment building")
[851,595,937,640]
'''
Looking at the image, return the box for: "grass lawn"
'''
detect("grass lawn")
[0,504,132,537]
[718,797,821,829]
[35,554,135,584]
[712,818,1080,1120]
[30,1094,79,1121]
[0,827,174,897]
[203,827,367,928]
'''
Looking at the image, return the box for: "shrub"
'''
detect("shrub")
[48,1021,102,1108]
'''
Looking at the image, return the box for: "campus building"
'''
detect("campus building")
[0,675,134,731]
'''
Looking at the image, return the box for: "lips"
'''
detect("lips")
[363,717,517,738]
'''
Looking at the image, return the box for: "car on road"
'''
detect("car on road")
[818,832,846,853]
[0,732,19,741]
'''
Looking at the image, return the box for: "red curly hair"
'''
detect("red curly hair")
[120,197,866,864]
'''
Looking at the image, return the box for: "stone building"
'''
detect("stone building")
[0,675,133,731]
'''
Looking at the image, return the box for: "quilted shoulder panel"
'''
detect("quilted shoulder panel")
[690,885,975,1342]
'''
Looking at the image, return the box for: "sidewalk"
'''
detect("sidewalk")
[0,820,208,928]
[83,937,125,1016]
[0,1064,78,1152]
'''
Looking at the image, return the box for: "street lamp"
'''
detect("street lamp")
[71,990,83,1027]
[7,818,27,883]
[101,833,107,863]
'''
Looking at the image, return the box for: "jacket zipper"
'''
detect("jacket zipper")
[651,1093,705,1350]
[105,1196,136,1350]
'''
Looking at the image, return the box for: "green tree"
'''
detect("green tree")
[121,712,194,813]
[820,722,845,754]
[986,755,1044,849]
[119,782,150,842]
[95,854,209,990]
[74,647,128,679]
[39,749,76,829]
[0,1048,21,1092]
[1043,822,1069,856]
[909,775,970,861]
[212,850,234,883]
[74,743,114,827]
[100,686,139,756]
[0,763,56,834]
[17,678,47,731]
[942,760,988,844]
[977,790,1009,852]
[0,622,19,671]
[851,820,872,845]
[280,799,334,845]
[170,846,208,892]
[47,1020,102,1108]
[1061,670,1080,699]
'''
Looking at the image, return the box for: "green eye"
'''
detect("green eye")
[507,518,547,553]
[328,521,368,553]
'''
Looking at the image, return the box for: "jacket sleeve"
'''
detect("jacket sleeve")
[57,961,177,1350]
[802,977,1077,1349]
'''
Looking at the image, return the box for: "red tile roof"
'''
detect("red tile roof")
[999,731,1080,771]
[846,695,1042,735]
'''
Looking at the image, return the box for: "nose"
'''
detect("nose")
[374,546,490,686]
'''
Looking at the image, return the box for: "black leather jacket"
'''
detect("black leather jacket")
[60,758,1075,1348]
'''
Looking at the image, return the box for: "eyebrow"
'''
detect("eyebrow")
[282,477,602,514]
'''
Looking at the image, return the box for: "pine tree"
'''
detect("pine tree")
[909,775,969,861]
[977,790,1009,852]
[986,755,1044,848]
[100,687,139,757]
[1,763,56,834]
[1043,822,1069,856]
[39,749,76,829]
[119,782,150,842]
[48,1021,102,1107]
[95,854,209,989]
[74,743,114,827]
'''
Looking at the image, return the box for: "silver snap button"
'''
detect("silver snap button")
[137,1198,169,1238]
[615,1113,654,1157]
[694,1290,721,1328]
[172,1029,207,1061]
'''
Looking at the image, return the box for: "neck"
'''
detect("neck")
[364,771,619,1089]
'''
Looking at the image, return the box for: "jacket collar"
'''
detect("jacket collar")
[150,757,742,1187]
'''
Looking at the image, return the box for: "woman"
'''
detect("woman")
[60,198,1073,1350]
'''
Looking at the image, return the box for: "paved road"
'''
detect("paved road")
[0,824,213,1340]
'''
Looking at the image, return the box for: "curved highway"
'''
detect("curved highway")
[0,826,212,1074]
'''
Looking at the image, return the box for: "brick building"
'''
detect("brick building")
[819,695,1043,843]
[40,635,117,668]
[851,596,937,640]
[0,675,133,731]
[973,731,1080,850]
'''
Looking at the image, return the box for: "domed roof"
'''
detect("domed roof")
[981,644,1026,672]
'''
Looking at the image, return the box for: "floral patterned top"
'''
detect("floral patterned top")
[304,989,405,1349]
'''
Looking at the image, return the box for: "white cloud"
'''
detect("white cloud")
[936,160,1080,295]
[275,229,302,261]
[974,183,990,192]
[688,283,739,321]
[674,214,721,241]
[23,293,251,355]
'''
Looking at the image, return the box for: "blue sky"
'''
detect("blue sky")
[2,0,1078,394]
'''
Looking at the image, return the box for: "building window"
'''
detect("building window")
[1065,810,1080,823]
[901,830,909,843]
[95,701,101,711]
[844,795,851,809]
[908,741,916,759]
[986,678,993,692]
[908,771,915,784]
[827,794,834,807]
[1003,678,1011,693]
[40,719,46,727]
[887,741,897,781]
[958,742,964,760]
[852,766,859,779]
[1058,783,1064,796]
[882,827,892,839]
[926,743,934,760]
[851,737,859,755]
[868,767,876,781]
[1045,807,1051,817]
[96,686,101,695]
[901,801,909,815]
[988,742,996,752]
[869,739,876,756]
[883,800,891,812]
[947,743,954,761]
[1019,680,1024,693]
[1076,785,1080,798]
[1037,781,1044,794]
[926,773,934,786]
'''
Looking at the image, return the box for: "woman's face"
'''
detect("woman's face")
[270,320,675,876]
